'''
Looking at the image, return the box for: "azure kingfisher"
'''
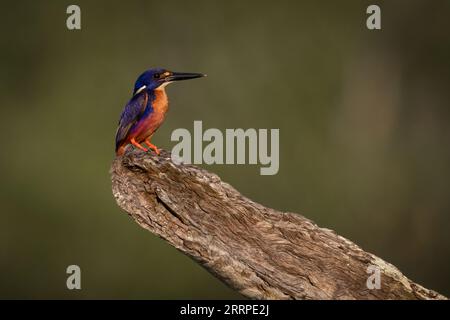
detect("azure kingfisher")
[115,68,205,156]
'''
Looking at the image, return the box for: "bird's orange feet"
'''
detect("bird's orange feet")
[145,139,160,155]
[131,138,148,152]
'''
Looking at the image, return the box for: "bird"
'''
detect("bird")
[115,68,205,156]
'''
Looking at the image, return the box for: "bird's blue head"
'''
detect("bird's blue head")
[133,68,205,95]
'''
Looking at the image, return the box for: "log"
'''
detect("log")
[110,148,446,300]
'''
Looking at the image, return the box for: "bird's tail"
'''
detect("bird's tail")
[116,144,126,156]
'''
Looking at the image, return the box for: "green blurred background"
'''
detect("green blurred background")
[0,0,449,299]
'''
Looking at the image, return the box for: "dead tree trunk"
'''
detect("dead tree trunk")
[110,149,446,300]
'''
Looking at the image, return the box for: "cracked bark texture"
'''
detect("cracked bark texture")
[110,149,446,300]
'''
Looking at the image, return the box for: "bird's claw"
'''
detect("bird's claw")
[131,138,148,152]
[145,139,161,155]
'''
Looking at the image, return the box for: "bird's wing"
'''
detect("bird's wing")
[115,91,149,151]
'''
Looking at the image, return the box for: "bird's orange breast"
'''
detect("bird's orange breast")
[135,88,169,141]
[153,88,169,115]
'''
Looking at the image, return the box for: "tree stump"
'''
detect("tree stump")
[110,149,446,300]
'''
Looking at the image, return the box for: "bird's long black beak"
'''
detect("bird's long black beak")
[167,72,206,82]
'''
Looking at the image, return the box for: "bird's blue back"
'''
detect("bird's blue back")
[115,90,155,151]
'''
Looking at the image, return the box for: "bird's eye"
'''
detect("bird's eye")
[154,73,160,79]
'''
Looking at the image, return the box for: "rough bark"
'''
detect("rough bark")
[110,148,446,300]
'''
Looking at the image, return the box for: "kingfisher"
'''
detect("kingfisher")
[115,68,205,156]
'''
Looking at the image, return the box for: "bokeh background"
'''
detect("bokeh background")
[0,0,449,299]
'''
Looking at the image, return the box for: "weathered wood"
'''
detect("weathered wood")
[110,148,446,300]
